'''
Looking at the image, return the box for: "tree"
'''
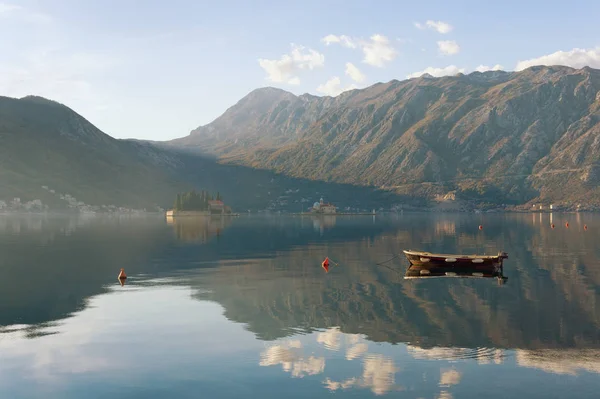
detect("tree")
[173,190,224,211]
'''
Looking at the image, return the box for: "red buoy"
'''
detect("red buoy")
[322,257,330,273]
[584,225,588,230]
[478,225,483,230]
[551,224,555,229]
[565,222,569,228]
[118,268,127,280]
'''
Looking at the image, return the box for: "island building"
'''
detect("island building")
[208,200,225,214]
[311,198,337,214]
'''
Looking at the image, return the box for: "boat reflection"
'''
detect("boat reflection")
[404,263,508,284]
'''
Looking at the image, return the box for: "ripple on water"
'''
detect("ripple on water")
[406,345,509,363]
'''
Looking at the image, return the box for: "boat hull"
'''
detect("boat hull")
[402,250,507,268]
[403,250,508,283]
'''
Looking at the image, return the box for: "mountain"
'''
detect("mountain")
[0,95,406,211]
[0,95,188,210]
[169,66,600,208]
[168,87,346,155]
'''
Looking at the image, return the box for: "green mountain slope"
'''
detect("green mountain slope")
[0,95,407,211]
[170,66,600,207]
[0,95,189,209]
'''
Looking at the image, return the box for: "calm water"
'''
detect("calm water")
[1,212,600,398]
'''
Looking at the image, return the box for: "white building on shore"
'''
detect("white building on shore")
[311,198,337,214]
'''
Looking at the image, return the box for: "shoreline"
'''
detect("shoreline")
[1,208,598,217]
[165,210,240,217]
[293,212,377,216]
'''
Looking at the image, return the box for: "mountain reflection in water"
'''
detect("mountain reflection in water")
[1,213,600,398]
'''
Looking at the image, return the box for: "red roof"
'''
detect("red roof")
[208,200,224,205]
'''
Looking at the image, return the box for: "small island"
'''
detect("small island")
[297,197,376,216]
[165,190,236,217]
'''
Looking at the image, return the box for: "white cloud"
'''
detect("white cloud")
[321,34,356,48]
[316,327,342,350]
[323,377,359,391]
[515,47,600,71]
[362,34,397,67]
[346,343,368,360]
[361,355,398,395]
[439,369,462,386]
[320,34,397,67]
[408,346,469,360]
[406,65,466,79]
[316,76,358,97]
[475,64,504,72]
[516,349,600,375]
[437,40,460,55]
[323,354,398,395]
[0,2,21,13]
[0,2,51,23]
[259,340,326,378]
[258,44,325,85]
[415,20,453,34]
[345,62,366,83]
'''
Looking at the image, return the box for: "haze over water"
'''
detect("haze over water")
[1,212,599,399]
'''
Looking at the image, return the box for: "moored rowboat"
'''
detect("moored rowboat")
[403,249,508,268]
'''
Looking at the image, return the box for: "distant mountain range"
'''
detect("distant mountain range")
[0,95,400,211]
[3,65,600,211]
[167,65,600,208]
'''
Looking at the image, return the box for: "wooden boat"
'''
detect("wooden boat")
[403,249,508,284]
[403,249,508,268]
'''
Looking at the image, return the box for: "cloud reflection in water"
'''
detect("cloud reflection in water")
[260,327,400,395]
[259,340,325,378]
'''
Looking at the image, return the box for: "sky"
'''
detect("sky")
[1,0,600,141]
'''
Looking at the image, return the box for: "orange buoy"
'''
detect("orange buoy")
[118,268,127,280]
[584,225,588,230]
[551,224,555,229]
[478,225,483,230]
[565,222,569,228]
[322,257,330,273]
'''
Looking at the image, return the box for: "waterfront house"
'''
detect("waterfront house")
[208,200,225,214]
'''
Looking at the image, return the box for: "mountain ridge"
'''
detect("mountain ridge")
[0,94,407,212]
[167,65,600,208]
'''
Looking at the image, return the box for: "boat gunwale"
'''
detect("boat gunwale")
[403,249,507,260]
[403,275,496,279]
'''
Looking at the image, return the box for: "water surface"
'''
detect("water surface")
[1,213,599,398]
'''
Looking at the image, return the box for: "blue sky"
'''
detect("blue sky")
[1,0,599,141]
